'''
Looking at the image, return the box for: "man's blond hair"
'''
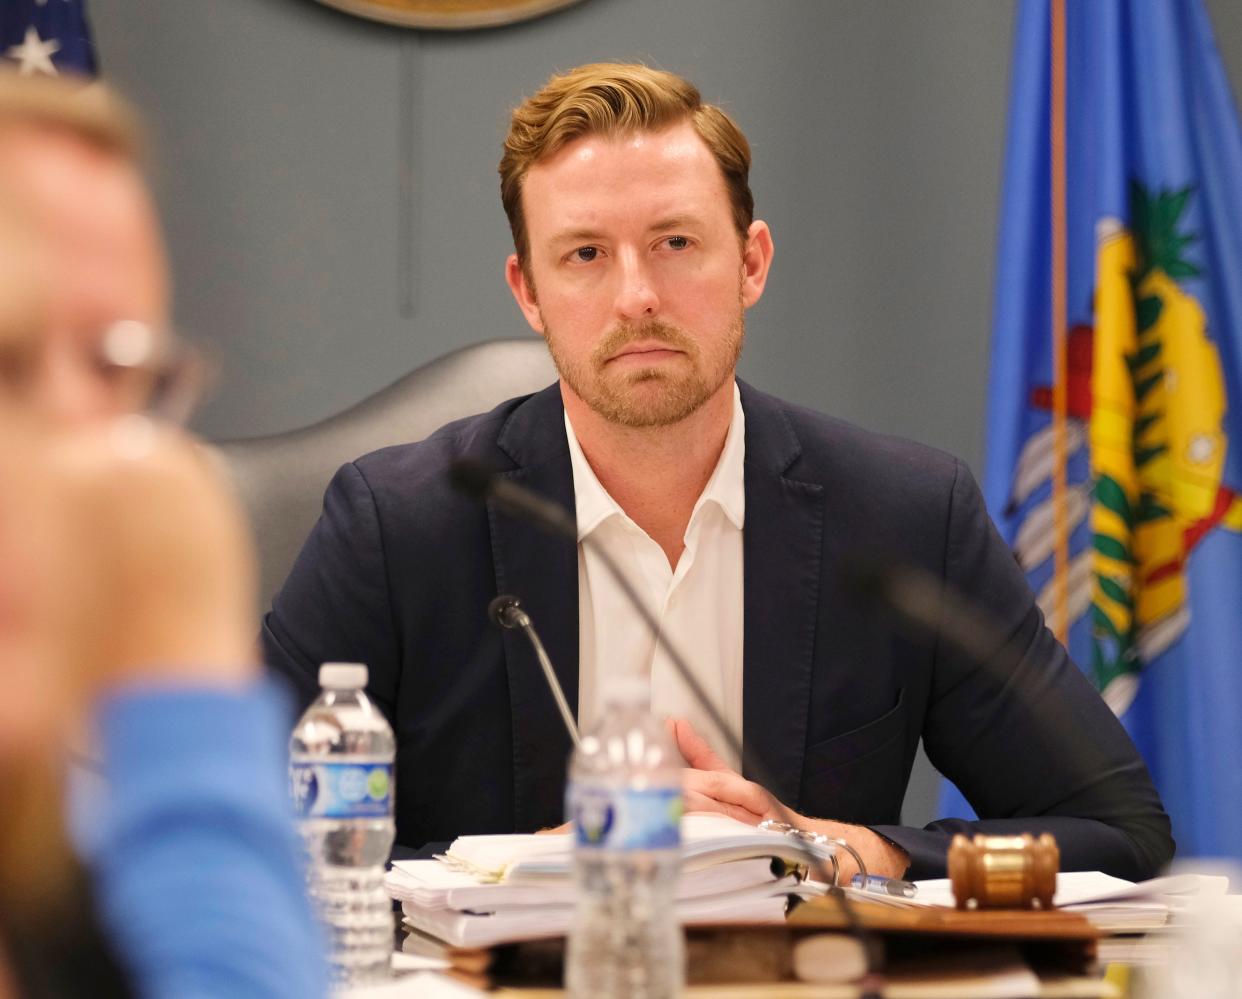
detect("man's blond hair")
[0,69,143,162]
[499,63,753,265]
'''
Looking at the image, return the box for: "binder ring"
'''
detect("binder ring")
[758,820,869,886]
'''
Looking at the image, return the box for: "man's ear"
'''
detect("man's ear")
[739,220,774,309]
[505,254,545,334]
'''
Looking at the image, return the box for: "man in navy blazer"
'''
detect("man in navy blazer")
[263,63,1172,880]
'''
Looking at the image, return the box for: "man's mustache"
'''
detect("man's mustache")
[592,320,694,363]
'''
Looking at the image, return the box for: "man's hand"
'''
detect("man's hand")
[670,716,782,824]
[669,717,910,883]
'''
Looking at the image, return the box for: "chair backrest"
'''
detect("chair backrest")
[211,338,557,608]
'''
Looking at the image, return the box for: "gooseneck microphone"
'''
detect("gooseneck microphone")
[843,555,1169,884]
[452,459,797,823]
[843,560,1016,672]
[450,458,882,995]
[488,594,580,748]
[449,460,577,537]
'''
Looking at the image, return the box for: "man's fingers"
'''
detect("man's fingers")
[683,767,775,820]
[683,792,765,826]
[671,717,732,773]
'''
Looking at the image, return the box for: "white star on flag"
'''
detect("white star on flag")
[6,25,61,77]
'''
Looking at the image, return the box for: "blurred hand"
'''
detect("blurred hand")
[0,413,76,756]
[2,411,259,723]
[45,416,258,691]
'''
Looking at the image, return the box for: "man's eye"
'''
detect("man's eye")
[666,236,690,250]
[573,246,598,263]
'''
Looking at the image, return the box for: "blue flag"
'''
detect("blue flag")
[947,0,1242,859]
[2,0,97,78]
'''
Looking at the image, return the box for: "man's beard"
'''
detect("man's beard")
[542,314,745,428]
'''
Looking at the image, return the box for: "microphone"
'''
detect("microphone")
[487,593,527,630]
[449,459,883,994]
[842,555,1164,882]
[842,559,1013,670]
[449,459,577,538]
[488,594,580,748]
[452,459,784,816]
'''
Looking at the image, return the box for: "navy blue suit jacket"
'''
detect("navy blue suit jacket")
[262,382,1172,879]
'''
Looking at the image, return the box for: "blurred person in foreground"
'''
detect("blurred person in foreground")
[0,72,326,998]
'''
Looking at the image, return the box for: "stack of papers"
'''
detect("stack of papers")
[386,814,826,948]
[387,853,779,911]
[427,812,838,882]
[1053,872,1228,931]
[858,870,1229,933]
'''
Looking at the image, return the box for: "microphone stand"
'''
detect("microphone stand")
[489,595,580,748]
[451,460,884,996]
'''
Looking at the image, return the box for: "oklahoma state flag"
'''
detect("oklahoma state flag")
[981,0,1242,857]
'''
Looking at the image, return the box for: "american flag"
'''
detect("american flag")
[1,0,96,79]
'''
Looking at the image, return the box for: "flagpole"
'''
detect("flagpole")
[1049,0,1070,645]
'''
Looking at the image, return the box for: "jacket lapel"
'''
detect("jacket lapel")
[739,382,824,811]
[489,384,580,832]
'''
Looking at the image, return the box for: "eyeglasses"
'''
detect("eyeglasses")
[0,319,212,425]
[94,320,211,425]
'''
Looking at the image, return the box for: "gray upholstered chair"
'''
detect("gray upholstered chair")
[211,338,557,608]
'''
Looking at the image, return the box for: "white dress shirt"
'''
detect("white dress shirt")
[567,383,746,770]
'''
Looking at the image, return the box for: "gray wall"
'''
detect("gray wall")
[87,0,1242,827]
[91,0,1015,459]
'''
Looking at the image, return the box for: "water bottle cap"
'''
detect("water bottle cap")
[602,672,649,704]
[319,662,368,689]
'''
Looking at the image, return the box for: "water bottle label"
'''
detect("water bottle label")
[290,762,393,819]
[570,784,682,851]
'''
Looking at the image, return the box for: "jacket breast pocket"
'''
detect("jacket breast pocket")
[799,688,908,825]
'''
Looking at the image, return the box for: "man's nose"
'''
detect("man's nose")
[613,250,660,320]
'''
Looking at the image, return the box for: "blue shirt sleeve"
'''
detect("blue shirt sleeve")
[91,679,329,999]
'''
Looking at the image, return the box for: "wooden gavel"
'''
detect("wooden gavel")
[948,833,1060,909]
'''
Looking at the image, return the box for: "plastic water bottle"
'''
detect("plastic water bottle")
[565,673,685,998]
[290,662,396,986]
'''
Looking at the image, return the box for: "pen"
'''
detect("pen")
[850,873,917,898]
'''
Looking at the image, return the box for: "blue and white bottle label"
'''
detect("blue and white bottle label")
[570,783,682,851]
[290,762,393,819]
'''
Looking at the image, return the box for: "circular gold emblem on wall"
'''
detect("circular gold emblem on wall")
[314,0,586,30]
